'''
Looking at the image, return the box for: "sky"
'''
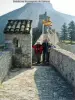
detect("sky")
[0,0,75,16]
[51,0,75,16]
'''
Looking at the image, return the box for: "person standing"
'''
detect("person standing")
[32,42,43,64]
[42,39,51,63]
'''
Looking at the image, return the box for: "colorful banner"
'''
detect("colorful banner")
[42,20,52,26]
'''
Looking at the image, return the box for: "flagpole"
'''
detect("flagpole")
[42,24,44,34]
[42,24,44,41]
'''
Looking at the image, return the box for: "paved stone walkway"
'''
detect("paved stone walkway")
[0,66,74,100]
[35,66,74,100]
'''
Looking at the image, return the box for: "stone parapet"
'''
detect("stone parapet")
[49,48,75,87]
[0,51,12,82]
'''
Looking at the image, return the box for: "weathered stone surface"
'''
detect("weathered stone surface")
[5,34,32,67]
[0,51,12,82]
[49,48,75,87]
[0,66,74,100]
[12,54,31,68]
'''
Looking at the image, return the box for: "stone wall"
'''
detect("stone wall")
[5,33,32,67]
[0,51,12,82]
[49,48,75,87]
[58,42,75,54]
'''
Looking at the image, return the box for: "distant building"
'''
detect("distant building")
[4,19,32,67]
[38,12,49,33]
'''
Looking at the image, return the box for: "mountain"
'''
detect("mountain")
[0,2,75,44]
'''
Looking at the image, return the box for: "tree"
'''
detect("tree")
[61,23,68,40]
[68,21,75,43]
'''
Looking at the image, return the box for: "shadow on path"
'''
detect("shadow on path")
[3,67,31,82]
[34,66,74,100]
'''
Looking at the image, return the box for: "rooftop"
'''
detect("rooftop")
[4,20,32,34]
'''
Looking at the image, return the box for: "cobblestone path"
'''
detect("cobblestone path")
[0,66,74,100]
[34,66,74,100]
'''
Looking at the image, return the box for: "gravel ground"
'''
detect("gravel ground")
[0,66,74,100]
[0,67,39,100]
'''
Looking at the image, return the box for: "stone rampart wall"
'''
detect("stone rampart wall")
[49,48,75,87]
[0,51,12,82]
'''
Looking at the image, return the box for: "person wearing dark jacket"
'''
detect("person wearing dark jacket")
[42,39,51,63]
[32,42,43,64]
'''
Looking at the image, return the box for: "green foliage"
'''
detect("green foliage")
[61,23,68,40]
[61,21,75,43]
[68,21,75,43]
[62,40,75,44]
[32,28,42,45]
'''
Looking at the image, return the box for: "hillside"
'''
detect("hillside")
[0,2,75,44]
